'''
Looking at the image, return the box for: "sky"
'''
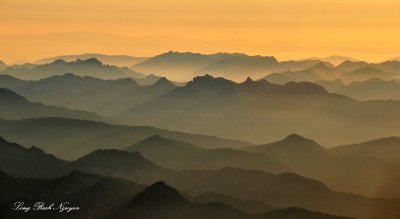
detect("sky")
[1,0,400,63]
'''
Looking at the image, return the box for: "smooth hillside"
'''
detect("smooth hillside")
[0,88,106,122]
[126,135,287,173]
[0,117,251,160]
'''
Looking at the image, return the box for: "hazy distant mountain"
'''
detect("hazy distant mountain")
[131,51,322,81]
[194,191,274,213]
[338,60,400,76]
[0,88,106,122]
[34,53,148,67]
[306,55,359,66]
[337,60,369,71]
[0,117,250,160]
[131,51,239,81]
[0,74,178,116]
[243,134,400,198]
[116,74,400,146]
[318,78,400,100]
[341,67,395,82]
[263,62,342,84]
[126,135,287,173]
[0,60,7,71]
[265,61,400,84]
[9,63,36,69]
[196,55,278,80]
[331,137,400,166]
[0,58,145,80]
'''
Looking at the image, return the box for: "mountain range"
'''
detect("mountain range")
[114,74,400,146]
[2,51,400,219]
[0,117,250,160]
[0,170,351,219]
[0,74,178,116]
[126,135,287,173]
[34,54,148,67]
[2,73,400,149]
[0,58,144,80]
[316,78,400,100]
[131,51,323,81]
[263,62,400,84]
[305,55,359,66]
[242,134,400,198]
[0,137,399,219]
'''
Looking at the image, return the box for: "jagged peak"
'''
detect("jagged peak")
[75,58,103,65]
[188,74,236,88]
[242,76,254,84]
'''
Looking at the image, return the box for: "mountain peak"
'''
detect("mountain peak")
[153,77,175,87]
[131,181,187,206]
[52,59,67,64]
[279,133,323,149]
[76,58,103,65]
[309,62,334,70]
[243,76,254,84]
[284,133,309,142]
[188,74,236,89]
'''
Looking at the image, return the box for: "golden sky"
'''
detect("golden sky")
[1,0,400,63]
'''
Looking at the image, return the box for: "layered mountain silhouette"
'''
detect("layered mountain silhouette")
[1,138,399,219]
[0,117,250,160]
[126,135,287,173]
[264,62,342,84]
[0,137,66,177]
[0,88,106,121]
[243,134,400,198]
[0,74,178,116]
[305,55,359,66]
[115,74,400,146]
[0,170,352,219]
[131,51,323,81]
[0,58,144,80]
[34,53,148,67]
[264,62,399,84]
[331,137,400,167]
[317,78,400,100]
[337,60,400,78]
